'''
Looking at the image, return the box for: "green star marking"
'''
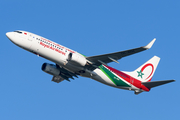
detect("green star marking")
[137,70,144,79]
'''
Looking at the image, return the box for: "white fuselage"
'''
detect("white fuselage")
[7,31,118,88]
[7,31,174,94]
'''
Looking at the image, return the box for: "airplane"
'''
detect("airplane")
[6,30,175,94]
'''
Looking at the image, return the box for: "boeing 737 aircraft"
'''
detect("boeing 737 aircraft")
[6,30,175,94]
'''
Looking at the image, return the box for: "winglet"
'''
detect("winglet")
[144,38,156,49]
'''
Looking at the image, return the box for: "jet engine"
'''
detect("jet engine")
[67,53,87,66]
[41,63,78,81]
[41,63,60,76]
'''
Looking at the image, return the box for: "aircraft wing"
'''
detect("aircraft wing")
[86,38,156,67]
[51,64,79,83]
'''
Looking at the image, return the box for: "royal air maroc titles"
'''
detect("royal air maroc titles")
[6,30,175,94]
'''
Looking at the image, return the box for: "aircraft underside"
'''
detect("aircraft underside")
[6,30,175,94]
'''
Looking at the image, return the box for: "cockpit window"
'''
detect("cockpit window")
[14,31,22,34]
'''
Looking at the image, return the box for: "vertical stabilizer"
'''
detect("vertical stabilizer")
[124,56,160,82]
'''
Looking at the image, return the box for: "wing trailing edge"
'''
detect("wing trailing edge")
[86,38,156,67]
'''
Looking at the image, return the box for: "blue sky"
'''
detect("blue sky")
[1,0,179,120]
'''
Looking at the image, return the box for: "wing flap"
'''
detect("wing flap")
[52,76,64,83]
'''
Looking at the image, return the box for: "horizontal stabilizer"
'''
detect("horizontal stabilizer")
[142,80,175,88]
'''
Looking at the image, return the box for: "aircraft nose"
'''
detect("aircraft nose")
[6,32,14,41]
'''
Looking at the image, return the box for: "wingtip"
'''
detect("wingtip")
[144,38,156,49]
[171,79,176,82]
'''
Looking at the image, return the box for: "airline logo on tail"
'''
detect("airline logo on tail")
[6,31,175,95]
[100,56,163,93]
[124,56,160,83]
[137,63,154,81]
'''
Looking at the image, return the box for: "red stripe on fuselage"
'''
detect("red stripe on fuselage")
[104,65,150,91]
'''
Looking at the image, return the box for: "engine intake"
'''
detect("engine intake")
[41,63,60,76]
[67,53,87,66]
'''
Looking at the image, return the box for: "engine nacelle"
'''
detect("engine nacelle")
[67,53,87,66]
[41,63,60,76]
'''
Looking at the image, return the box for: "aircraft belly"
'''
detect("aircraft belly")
[7,31,175,94]
[92,69,116,87]
[62,63,84,73]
